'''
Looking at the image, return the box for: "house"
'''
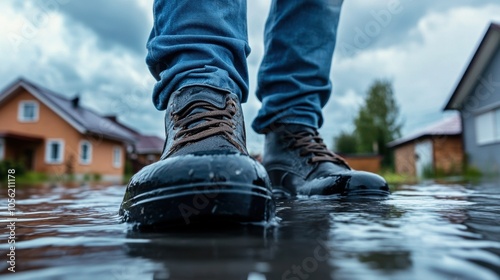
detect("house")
[105,115,164,172]
[388,115,463,177]
[444,22,500,175]
[132,134,164,168]
[0,78,136,182]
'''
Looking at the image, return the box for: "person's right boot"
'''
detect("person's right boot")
[119,87,275,229]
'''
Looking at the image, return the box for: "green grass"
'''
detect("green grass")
[15,172,50,185]
[380,165,487,187]
[380,171,417,185]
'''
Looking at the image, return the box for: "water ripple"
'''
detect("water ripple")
[0,183,499,279]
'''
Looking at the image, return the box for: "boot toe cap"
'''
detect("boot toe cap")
[298,170,389,197]
[344,171,390,196]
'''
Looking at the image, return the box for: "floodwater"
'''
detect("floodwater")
[1,181,500,280]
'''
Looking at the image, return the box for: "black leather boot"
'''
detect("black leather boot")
[120,87,275,228]
[263,124,390,197]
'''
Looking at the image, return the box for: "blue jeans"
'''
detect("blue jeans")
[146,0,343,133]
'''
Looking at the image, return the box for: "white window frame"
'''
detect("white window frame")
[112,146,122,168]
[79,140,92,165]
[0,138,5,161]
[475,108,500,145]
[496,109,500,140]
[18,100,39,122]
[45,139,64,164]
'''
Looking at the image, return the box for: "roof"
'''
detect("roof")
[0,78,136,144]
[0,131,44,142]
[444,22,500,110]
[104,115,164,154]
[387,115,462,148]
[135,135,164,154]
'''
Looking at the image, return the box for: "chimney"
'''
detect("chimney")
[71,95,80,108]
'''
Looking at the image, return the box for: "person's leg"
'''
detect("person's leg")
[256,0,389,197]
[120,0,275,228]
[146,0,250,110]
[252,0,342,132]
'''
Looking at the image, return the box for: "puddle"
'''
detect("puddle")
[1,182,499,279]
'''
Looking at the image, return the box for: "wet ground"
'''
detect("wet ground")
[1,181,500,280]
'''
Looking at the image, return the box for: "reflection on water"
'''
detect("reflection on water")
[0,182,499,279]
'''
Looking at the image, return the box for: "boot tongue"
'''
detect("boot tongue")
[172,87,228,129]
[168,87,244,156]
[277,125,351,174]
[172,86,226,115]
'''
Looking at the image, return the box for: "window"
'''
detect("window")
[18,101,39,122]
[475,108,500,145]
[113,146,122,168]
[0,138,5,160]
[496,109,500,140]
[45,139,64,164]
[79,140,92,165]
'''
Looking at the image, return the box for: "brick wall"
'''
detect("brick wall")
[393,135,464,176]
[394,142,416,176]
[432,135,464,174]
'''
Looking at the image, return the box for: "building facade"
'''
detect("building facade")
[0,78,136,182]
[444,23,500,175]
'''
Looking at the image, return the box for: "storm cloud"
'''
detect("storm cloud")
[1,0,500,153]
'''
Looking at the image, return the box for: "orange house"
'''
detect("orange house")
[0,78,136,182]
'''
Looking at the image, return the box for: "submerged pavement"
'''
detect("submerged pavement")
[0,181,499,279]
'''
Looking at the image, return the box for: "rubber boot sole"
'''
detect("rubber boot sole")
[120,182,275,230]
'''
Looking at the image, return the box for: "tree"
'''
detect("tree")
[354,80,402,167]
[334,131,358,154]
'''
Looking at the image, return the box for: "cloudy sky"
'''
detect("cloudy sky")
[1,0,500,153]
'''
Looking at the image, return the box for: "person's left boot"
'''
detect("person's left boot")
[263,124,390,197]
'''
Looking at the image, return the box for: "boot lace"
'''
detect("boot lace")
[285,130,350,167]
[170,99,243,153]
